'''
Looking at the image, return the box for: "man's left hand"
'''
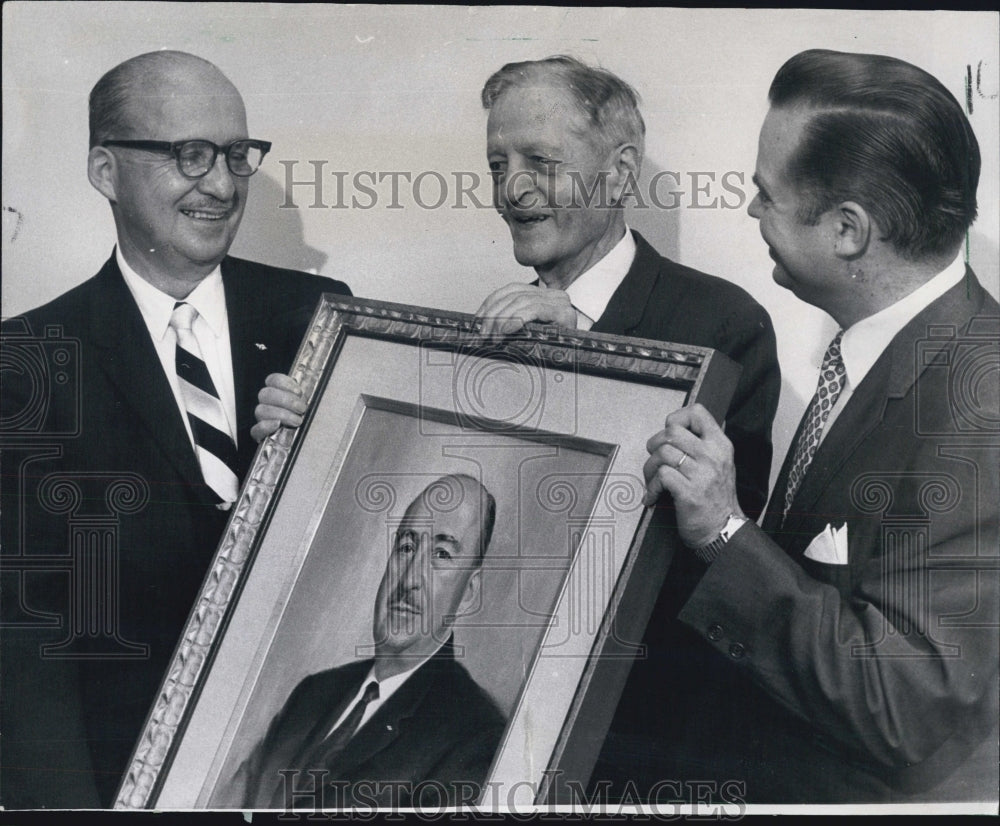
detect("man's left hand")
[251,373,307,443]
[643,403,744,548]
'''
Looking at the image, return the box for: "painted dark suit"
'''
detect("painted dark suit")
[225,642,505,809]
[0,254,350,807]
[606,271,999,802]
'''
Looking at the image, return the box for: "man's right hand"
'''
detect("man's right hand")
[251,373,307,443]
[474,283,577,337]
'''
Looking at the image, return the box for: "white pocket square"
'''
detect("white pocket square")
[803,522,849,565]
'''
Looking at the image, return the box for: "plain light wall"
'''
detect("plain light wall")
[4,3,998,493]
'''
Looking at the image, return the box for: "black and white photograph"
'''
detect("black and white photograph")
[109,297,735,809]
[1,3,997,818]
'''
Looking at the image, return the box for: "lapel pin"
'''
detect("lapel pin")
[254,342,267,350]
[386,724,393,731]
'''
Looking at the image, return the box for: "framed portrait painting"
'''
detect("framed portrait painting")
[113,296,740,811]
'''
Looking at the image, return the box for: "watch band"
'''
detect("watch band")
[692,513,748,564]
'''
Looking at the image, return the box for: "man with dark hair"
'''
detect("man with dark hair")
[474,55,780,520]
[636,49,998,803]
[224,474,505,809]
[0,50,350,808]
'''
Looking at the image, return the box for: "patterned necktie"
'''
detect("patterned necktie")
[169,302,239,505]
[782,329,847,521]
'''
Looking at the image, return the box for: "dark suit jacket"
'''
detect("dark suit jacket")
[607,270,999,803]
[589,231,780,791]
[591,231,780,518]
[0,254,350,808]
[225,645,505,809]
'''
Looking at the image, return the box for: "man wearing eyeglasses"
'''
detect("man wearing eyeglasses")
[0,50,349,808]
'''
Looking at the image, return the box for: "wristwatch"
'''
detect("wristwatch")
[692,513,748,564]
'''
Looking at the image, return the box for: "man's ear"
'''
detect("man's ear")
[459,567,482,613]
[832,200,871,259]
[610,143,640,204]
[88,146,119,202]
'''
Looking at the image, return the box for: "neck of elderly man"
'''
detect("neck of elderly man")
[536,209,629,293]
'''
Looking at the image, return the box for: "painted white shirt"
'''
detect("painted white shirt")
[324,641,446,739]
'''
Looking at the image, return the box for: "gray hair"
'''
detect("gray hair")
[482,55,645,164]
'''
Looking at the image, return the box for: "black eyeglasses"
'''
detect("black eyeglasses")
[100,139,272,178]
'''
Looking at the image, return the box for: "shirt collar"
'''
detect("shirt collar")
[545,227,637,325]
[369,637,448,697]
[840,253,966,390]
[116,246,227,340]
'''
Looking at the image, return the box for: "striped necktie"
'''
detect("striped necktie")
[782,329,846,523]
[170,302,239,506]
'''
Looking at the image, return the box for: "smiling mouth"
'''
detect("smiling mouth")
[180,207,232,221]
[508,212,549,225]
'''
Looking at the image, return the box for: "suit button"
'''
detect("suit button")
[707,623,724,641]
[729,643,746,659]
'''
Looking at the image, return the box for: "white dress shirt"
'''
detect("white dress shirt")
[819,253,966,445]
[324,641,446,739]
[117,247,238,449]
[543,226,637,330]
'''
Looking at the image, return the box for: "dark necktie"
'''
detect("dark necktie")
[169,301,239,505]
[269,680,379,808]
[782,329,846,522]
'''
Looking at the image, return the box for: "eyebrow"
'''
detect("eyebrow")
[395,529,462,550]
[752,173,770,199]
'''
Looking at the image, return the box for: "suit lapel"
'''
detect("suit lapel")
[778,368,889,546]
[221,257,294,473]
[222,258,262,468]
[87,255,210,500]
[589,231,660,335]
[769,269,989,549]
[288,661,373,769]
[330,648,448,777]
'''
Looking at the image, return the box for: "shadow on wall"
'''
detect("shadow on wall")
[626,155,681,264]
[969,228,1000,301]
[230,172,328,275]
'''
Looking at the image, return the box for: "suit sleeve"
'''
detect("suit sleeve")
[679,486,999,771]
[713,301,780,520]
[210,681,307,808]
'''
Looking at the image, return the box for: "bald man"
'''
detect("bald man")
[0,51,350,807]
[226,475,504,810]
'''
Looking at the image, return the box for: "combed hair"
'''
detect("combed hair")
[481,55,645,163]
[89,50,221,148]
[769,49,979,260]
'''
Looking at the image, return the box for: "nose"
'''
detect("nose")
[747,192,762,220]
[398,532,430,591]
[197,150,237,201]
[500,161,541,211]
